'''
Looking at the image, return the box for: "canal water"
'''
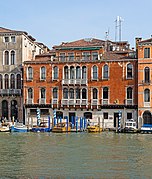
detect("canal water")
[0,132,152,179]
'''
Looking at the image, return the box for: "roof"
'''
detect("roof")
[138,38,152,44]
[53,38,105,49]
[0,27,27,34]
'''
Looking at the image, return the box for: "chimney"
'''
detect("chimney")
[135,37,142,58]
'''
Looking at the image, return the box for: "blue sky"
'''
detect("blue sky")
[1,0,152,48]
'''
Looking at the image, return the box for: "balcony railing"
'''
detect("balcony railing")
[39,98,46,104]
[0,89,21,96]
[54,55,99,62]
[26,98,33,104]
[61,99,88,106]
[125,99,133,105]
[52,99,58,104]
[102,99,109,105]
[91,99,98,105]
[62,79,87,85]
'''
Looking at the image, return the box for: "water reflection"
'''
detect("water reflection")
[0,132,152,178]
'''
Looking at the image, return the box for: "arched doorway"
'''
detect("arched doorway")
[2,100,8,120]
[11,100,18,121]
[84,112,92,119]
[143,111,152,124]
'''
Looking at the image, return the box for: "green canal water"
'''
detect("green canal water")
[0,132,152,179]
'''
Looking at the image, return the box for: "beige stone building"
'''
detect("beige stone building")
[0,27,48,122]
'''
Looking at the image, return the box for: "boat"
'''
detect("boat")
[87,125,102,132]
[11,123,28,132]
[0,125,10,132]
[121,119,138,133]
[52,122,71,133]
[31,121,51,132]
[140,124,152,133]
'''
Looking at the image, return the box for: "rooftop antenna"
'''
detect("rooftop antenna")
[115,16,124,42]
[105,28,109,51]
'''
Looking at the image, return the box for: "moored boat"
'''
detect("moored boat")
[140,124,152,133]
[87,125,102,133]
[52,122,71,133]
[0,125,10,132]
[121,119,138,133]
[11,123,28,132]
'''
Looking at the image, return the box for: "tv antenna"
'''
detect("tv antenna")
[115,16,124,42]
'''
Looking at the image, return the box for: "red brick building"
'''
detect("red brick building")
[23,38,137,129]
[137,37,152,127]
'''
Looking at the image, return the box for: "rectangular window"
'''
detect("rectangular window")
[127,113,132,120]
[68,53,74,61]
[4,37,9,43]
[144,48,150,58]
[103,112,108,119]
[41,109,49,115]
[60,53,65,61]
[83,52,90,61]
[92,52,98,60]
[11,36,16,43]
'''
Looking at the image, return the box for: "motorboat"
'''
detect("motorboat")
[31,121,51,132]
[0,125,10,132]
[140,124,152,133]
[87,125,102,133]
[11,123,28,132]
[52,122,71,133]
[121,119,138,133]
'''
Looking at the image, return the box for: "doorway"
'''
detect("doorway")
[114,112,119,127]
[69,112,75,124]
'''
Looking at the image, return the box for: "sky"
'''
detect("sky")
[1,0,152,49]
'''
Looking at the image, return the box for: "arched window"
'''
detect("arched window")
[93,88,98,99]
[10,74,15,89]
[41,88,46,99]
[28,88,33,99]
[11,50,15,65]
[92,65,98,79]
[144,48,150,58]
[53,66,58,79]
[2,100,8,120]
[82,88,87,99]
[16,74,21,89]
[0,74,3,89]
[103,64,109,79]
[4,74,9,89]
[76,66,81,79]
[127,63,133,79]
[144,67,150,83]
[64,66,68,79]
[69,88,74,99]
[127,87,133,99]
[82,66,87,79]
[70,66,75,79]
[143,111,152,124]
[63,88,68,99]
[4,51,9,65]
[27,67,33,80]
[41,66,46,80]
[11,100,18,120]
[53,88,58,98]
[103,87,108,99]
[76,88,80,99]
[144,89,150,102]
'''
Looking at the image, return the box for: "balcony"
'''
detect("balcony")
[141,80,151,85]
[91,99,98,105]
[125,99,133,105]
[144,102,150,107]
[26,98,33,104]
[39,98,46,104]
[61,99,88,106]
[52,99,58,104]
[62,79,87,85]
[102,99,109,105]
[0,89,21,96]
